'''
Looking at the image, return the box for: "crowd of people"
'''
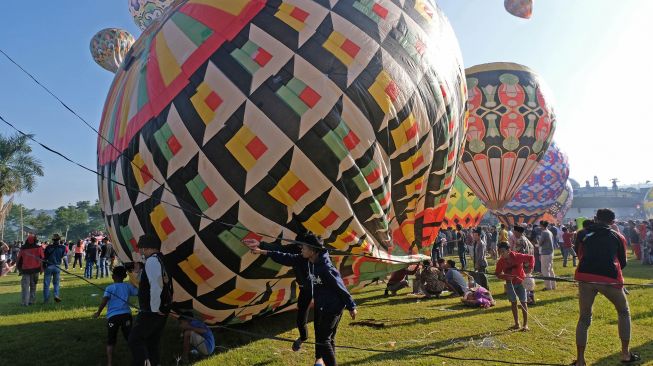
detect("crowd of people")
[1,208,648,365]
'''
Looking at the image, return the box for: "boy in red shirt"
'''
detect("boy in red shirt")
[562,227,577,267]
[495,242,535,331]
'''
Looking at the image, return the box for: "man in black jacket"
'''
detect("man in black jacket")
[243,232,317,352]
[128,234,173,366]
[247,233,357,366]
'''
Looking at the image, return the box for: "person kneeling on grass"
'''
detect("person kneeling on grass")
[175,311,215,364]
[495,242,534,331]
[93,266,138,366]
[245,233,357,366]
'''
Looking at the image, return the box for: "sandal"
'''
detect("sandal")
[621,352,641,364]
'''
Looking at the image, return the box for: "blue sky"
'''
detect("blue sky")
[1,0,651,209]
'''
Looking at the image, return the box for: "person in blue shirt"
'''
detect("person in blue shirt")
[176,311,215,363]
[93,266,139,366]
[245,233,357,366]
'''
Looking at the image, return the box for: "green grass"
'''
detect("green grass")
[1,255,651,366]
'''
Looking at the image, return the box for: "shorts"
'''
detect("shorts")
[107,313,132,345]
[506,282,527,303]
[190,332,211,355]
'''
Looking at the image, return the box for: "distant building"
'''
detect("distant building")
[567,177,650,221]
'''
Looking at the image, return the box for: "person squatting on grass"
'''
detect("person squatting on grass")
[174,311,216,364]
[243,232,317,352]
[571,208,640,366]
[128,234,173,366]
[245,233,357,366]
[94,266,139,366]
[16,234,44,306]
[495,242,534,331]
[43,233,67,303]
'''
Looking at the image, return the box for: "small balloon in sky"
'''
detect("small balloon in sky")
[129,0,176,30]
[504,0,533,19]
[89,28,135,73]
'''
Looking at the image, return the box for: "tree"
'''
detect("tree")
[0,133,44,239]
[3,203,34,242]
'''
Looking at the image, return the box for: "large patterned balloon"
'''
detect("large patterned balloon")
[545,179,573,224]
[98,0,466,324]
[504,0,533,19]
[643,187,653,220]
[459,62,556,211]
[442,177,487,228]
[90,28,135,73]
[129,0,176,30]
[493,142,568,226]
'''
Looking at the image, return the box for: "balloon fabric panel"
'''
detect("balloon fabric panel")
[644,187,653,220]
[98,0,467,324]
[129,0,177,30]
[492,142,568,226]
[442,177,487,228]
[458,62,556,211]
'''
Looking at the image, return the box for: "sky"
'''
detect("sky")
[1,0,652,209]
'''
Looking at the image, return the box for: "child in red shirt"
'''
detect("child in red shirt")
[495,243,534,331]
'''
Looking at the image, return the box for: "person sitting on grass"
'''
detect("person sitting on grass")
[442,259,468,296]
[93,266,139,366]
[495,242,534,331]
[413,259,447,298]
[175,311,215,364]
[461,284,495,308]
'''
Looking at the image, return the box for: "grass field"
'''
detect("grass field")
[1,254,651,366]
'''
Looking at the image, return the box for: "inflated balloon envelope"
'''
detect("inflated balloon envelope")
[459,62,556,211]
[90,28,136,73]
[493,142,569,226]
[98,0,467,323]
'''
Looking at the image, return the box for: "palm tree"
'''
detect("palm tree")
[0,133,44,239]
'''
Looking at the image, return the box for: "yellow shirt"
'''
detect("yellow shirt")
[499,229,509,243]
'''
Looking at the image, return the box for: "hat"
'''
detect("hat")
[302,233,326,251]
[473,227,482,234]
[513,226,525,233]
[102,236,109,242]
[138,234,161,249]
[52,233,61,241]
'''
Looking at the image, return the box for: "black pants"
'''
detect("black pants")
[297,288,312,341]
[473,267,489,290]
[458,248,467,269]
[315,310,342,366]
[128,312,167,366]
[107,313,133,345]
[73,253,83,268]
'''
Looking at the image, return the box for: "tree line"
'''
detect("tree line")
[2,200,106,243]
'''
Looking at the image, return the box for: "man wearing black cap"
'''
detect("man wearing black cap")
[128,234,173,366]
[247,233,357,366]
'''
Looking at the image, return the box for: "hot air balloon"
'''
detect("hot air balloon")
[493,142,569,226]
[442,177,487,228]
[459,62,556,211]
[90,28,135,73]
[643,187,653,220]
[98,0,467,324]
[541,179,573,224]
[129,0,176,30]
[504,0,533,19]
